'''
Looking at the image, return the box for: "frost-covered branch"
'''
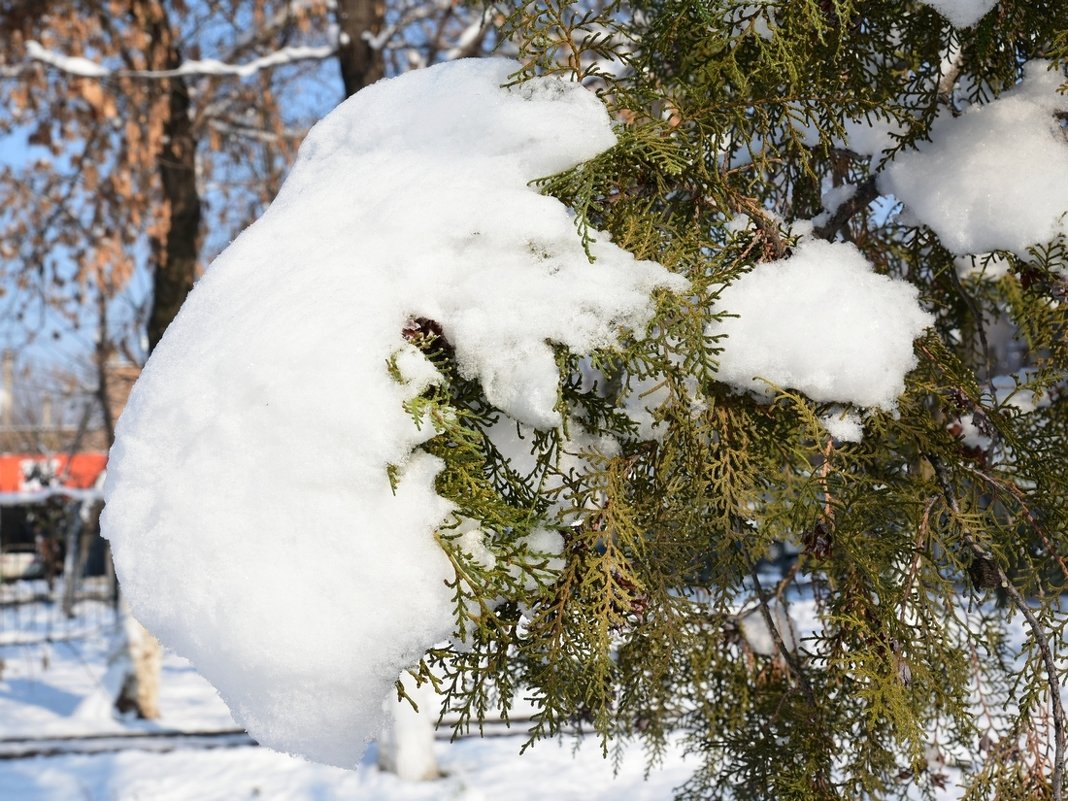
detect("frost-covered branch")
[362,0,452,51]
[21,39,337,81]
[207,116,306,144]
[813,175,879,241]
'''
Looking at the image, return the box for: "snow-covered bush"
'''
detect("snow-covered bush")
[105,2,1068,800]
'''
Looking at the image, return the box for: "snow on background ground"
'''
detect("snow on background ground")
[0,741,693,801]
[0,574,1048,801]
[0,583,696,801]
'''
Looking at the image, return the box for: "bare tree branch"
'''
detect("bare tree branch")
[15,39,337,81]
[813,175,879,241]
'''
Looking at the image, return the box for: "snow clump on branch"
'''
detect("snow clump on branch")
[880,61,1068,257]
[708,238,933,412]
[101,58,684,769]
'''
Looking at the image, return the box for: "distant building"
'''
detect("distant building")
[0,349,139,577]
[0,350,139,456]
[0,452,108,495]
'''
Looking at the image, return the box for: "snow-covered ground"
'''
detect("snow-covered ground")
[0,737,693,801]
[2,575,1053,801]
[0,583,693,801]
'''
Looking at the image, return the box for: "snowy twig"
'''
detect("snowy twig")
[937,45,965,108]
[813,175,878,241]
[442,10,493,62]
[362,0,452,51]
[21,40,337,81]
[207,117,306,145]
[229,0,329,54]
[925,453,1066,801]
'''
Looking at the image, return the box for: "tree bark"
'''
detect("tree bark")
[114,614,163,720]
[146,12,202,352]
[335,0,386,98]
[115,0,202,720]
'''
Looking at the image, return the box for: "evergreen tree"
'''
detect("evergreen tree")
[65,2,1067,798]
[399,3,1068,800]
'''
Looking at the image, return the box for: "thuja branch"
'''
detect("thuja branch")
[960,463,1068,585]
[925,453,1066,801]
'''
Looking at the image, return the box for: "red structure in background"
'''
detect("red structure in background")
[0,453,108,493]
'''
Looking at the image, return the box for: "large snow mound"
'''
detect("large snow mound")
[880,61,1068,256]
[708,239,933,410]
[102,58,683,769]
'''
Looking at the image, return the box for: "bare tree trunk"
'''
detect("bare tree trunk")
[146,36,202,351]
[76,597,161,722]
[335,0,386,98]
[109,0,202,721]
[59,503,84,617]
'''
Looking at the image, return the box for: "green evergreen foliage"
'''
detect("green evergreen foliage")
[399,3,1068,798]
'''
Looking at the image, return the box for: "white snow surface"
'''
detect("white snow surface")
[3,582,1052,801]
[880,61,1068,256]
[820,408,865,443]
[102,58,682,769]
[0,593,697,800]
[918,0,996,27]
[708,239,933,410]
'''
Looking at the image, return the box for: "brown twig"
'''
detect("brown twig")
[813,175,879,241]
[749,567,813,702]
[733,196,789,260]
[819,437,836,521]
[898,496,935,627]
